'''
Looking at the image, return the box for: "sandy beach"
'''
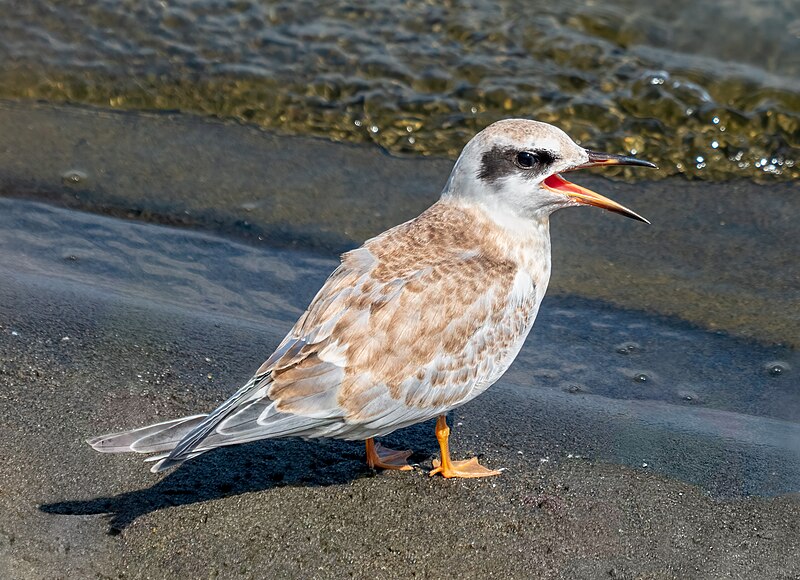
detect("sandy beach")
[1,103,798,579]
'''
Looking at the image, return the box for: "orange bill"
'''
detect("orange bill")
[542,149,657,223]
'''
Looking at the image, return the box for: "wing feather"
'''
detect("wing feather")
[132,202,542,470]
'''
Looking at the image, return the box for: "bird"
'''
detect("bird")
[88,119,655,478]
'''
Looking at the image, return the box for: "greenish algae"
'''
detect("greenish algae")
[1,0,798,181]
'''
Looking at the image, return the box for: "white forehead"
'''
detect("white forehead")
[474,119,578,153]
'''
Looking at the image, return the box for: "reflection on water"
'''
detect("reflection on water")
[1,0,798,181]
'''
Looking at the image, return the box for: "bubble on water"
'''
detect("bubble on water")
[615,342,641,355]
[61,169,88,186]
[633,373,649,383]
[645,70,669,85]
[765,361,790,377]
[677,390,701,403]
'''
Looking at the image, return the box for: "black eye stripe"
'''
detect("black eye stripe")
[517,149,557,169]
[478,146,559,184]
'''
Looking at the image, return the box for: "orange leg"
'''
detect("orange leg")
[365,438,413,471]
[429,415,501,478]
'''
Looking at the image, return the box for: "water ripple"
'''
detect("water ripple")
[0,0,798,181]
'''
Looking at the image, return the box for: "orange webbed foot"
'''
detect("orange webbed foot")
[429,415,501,479]
[429,456,501,479]
[365,439,413,471]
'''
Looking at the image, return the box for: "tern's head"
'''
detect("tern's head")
[442,119,655,223]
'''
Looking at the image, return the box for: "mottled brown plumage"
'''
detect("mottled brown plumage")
[269,202,542,424]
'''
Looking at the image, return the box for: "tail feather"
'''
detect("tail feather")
[146,449,208,473]
[145,411,336,473]
[87,415,208,454]
[160,338,308,466]
[86,337,346,472]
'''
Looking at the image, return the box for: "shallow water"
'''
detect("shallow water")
[1,0,798,180]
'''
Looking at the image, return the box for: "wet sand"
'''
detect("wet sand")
[0,102,798,578]
[1,199,798,579]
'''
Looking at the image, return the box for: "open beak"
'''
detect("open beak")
[542,150,657,224]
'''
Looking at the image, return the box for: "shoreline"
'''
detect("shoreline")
[1,100,798,347]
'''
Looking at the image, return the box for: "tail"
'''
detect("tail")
[87,414,208,471]
[87,337,339,473]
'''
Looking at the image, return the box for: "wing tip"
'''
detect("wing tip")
[86,434,128,453]
[149,456,183,473]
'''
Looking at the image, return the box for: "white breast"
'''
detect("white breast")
[463,267,547,403]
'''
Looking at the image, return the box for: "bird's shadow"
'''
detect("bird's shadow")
[40,426,436,534]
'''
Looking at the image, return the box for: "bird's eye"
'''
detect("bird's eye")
[516,151,536,168]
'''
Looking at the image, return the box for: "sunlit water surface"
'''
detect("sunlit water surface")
[1,0,799,180]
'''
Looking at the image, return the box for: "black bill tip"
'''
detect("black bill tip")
[582,149,658,170]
